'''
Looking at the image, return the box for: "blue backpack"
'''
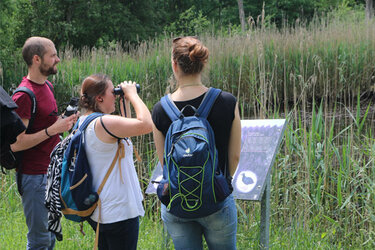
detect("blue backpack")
[157,87,231,218]
[60,112,121,222]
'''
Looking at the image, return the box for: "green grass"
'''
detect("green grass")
[0,184,337,250]
[2,166,374,249]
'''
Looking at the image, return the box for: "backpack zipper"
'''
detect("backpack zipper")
[167,131,209,157]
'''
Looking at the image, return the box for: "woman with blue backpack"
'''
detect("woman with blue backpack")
[152,36,241,249]
[79,74,152,249]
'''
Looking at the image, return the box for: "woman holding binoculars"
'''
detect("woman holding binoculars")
[78,74,152,250]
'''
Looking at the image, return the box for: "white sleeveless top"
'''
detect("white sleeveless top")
[81,116,145,223]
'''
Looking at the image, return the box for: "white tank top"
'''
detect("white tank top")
[81,116,145,223]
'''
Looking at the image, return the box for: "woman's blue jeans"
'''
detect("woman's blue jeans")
[161,194,237,250]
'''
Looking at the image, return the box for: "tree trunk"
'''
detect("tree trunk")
[366,0,374,20]
[237,0,245,32]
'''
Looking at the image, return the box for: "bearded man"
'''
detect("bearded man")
[11,37,77,249]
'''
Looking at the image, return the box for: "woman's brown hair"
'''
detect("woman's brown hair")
[172,36,209,75]
[79,74,110,112]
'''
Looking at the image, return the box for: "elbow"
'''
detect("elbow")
[145,120,153,134]
[143,112,153,134]
[10,143,20,152]
[10,141,25,152]
[139,119,153,135]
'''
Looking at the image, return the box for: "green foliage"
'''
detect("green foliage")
[0,0,18,86]
[7,0,162,49]
[269,0,317,22]
[164,6,211,36]
[326,0,365,21]
[2,0,367,55]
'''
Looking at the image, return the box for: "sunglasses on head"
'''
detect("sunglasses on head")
[173,36,199,43]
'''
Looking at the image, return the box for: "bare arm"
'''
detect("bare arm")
[10,114,77,152]
[152,123,165,166]
[95,82,152,143]
[228,102,241,176]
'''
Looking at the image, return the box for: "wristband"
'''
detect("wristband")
[45,128,53,138]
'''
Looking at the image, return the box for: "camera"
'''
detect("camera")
[113,84,140,96]
[64,97,79,117]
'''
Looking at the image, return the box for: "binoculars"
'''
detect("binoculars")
[64,97,79,117]
[113,84,140,96]
[64,83,141,117]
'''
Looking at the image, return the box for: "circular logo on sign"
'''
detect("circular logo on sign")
[235,170,257,193]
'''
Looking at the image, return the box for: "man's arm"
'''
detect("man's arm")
[11,115,77,152]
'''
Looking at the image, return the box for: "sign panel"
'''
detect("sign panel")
[233,119,286,201]
[145,162,163,195]
[146,119,287,201]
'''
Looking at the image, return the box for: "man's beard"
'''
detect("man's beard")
[39,62,57,76]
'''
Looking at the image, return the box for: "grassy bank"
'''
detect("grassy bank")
[0,174,349,249]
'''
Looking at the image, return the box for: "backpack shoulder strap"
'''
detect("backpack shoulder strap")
[160,94,181,122]
[12,87,37,133]
[97,141,123,196]
[71,117,80,131]
[197,87,221,118]
[45,81,54,93]
[79,112,104,131]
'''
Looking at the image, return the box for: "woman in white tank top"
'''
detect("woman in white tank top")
[79,74,152,250]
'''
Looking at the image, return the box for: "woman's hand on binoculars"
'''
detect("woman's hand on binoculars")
[120,81,138,99]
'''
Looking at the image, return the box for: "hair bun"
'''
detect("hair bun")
[189,43,208,62]
[172,37,209,74]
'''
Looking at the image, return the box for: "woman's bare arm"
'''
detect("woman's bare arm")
[228,102,241,176]
[152,123,165,166]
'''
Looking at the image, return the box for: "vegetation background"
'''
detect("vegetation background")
[0,0,374,249]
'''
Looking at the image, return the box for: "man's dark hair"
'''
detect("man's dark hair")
[22,37,51,67]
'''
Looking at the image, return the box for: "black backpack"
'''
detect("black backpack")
[0,86,26,173]
[1,82,53,194]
